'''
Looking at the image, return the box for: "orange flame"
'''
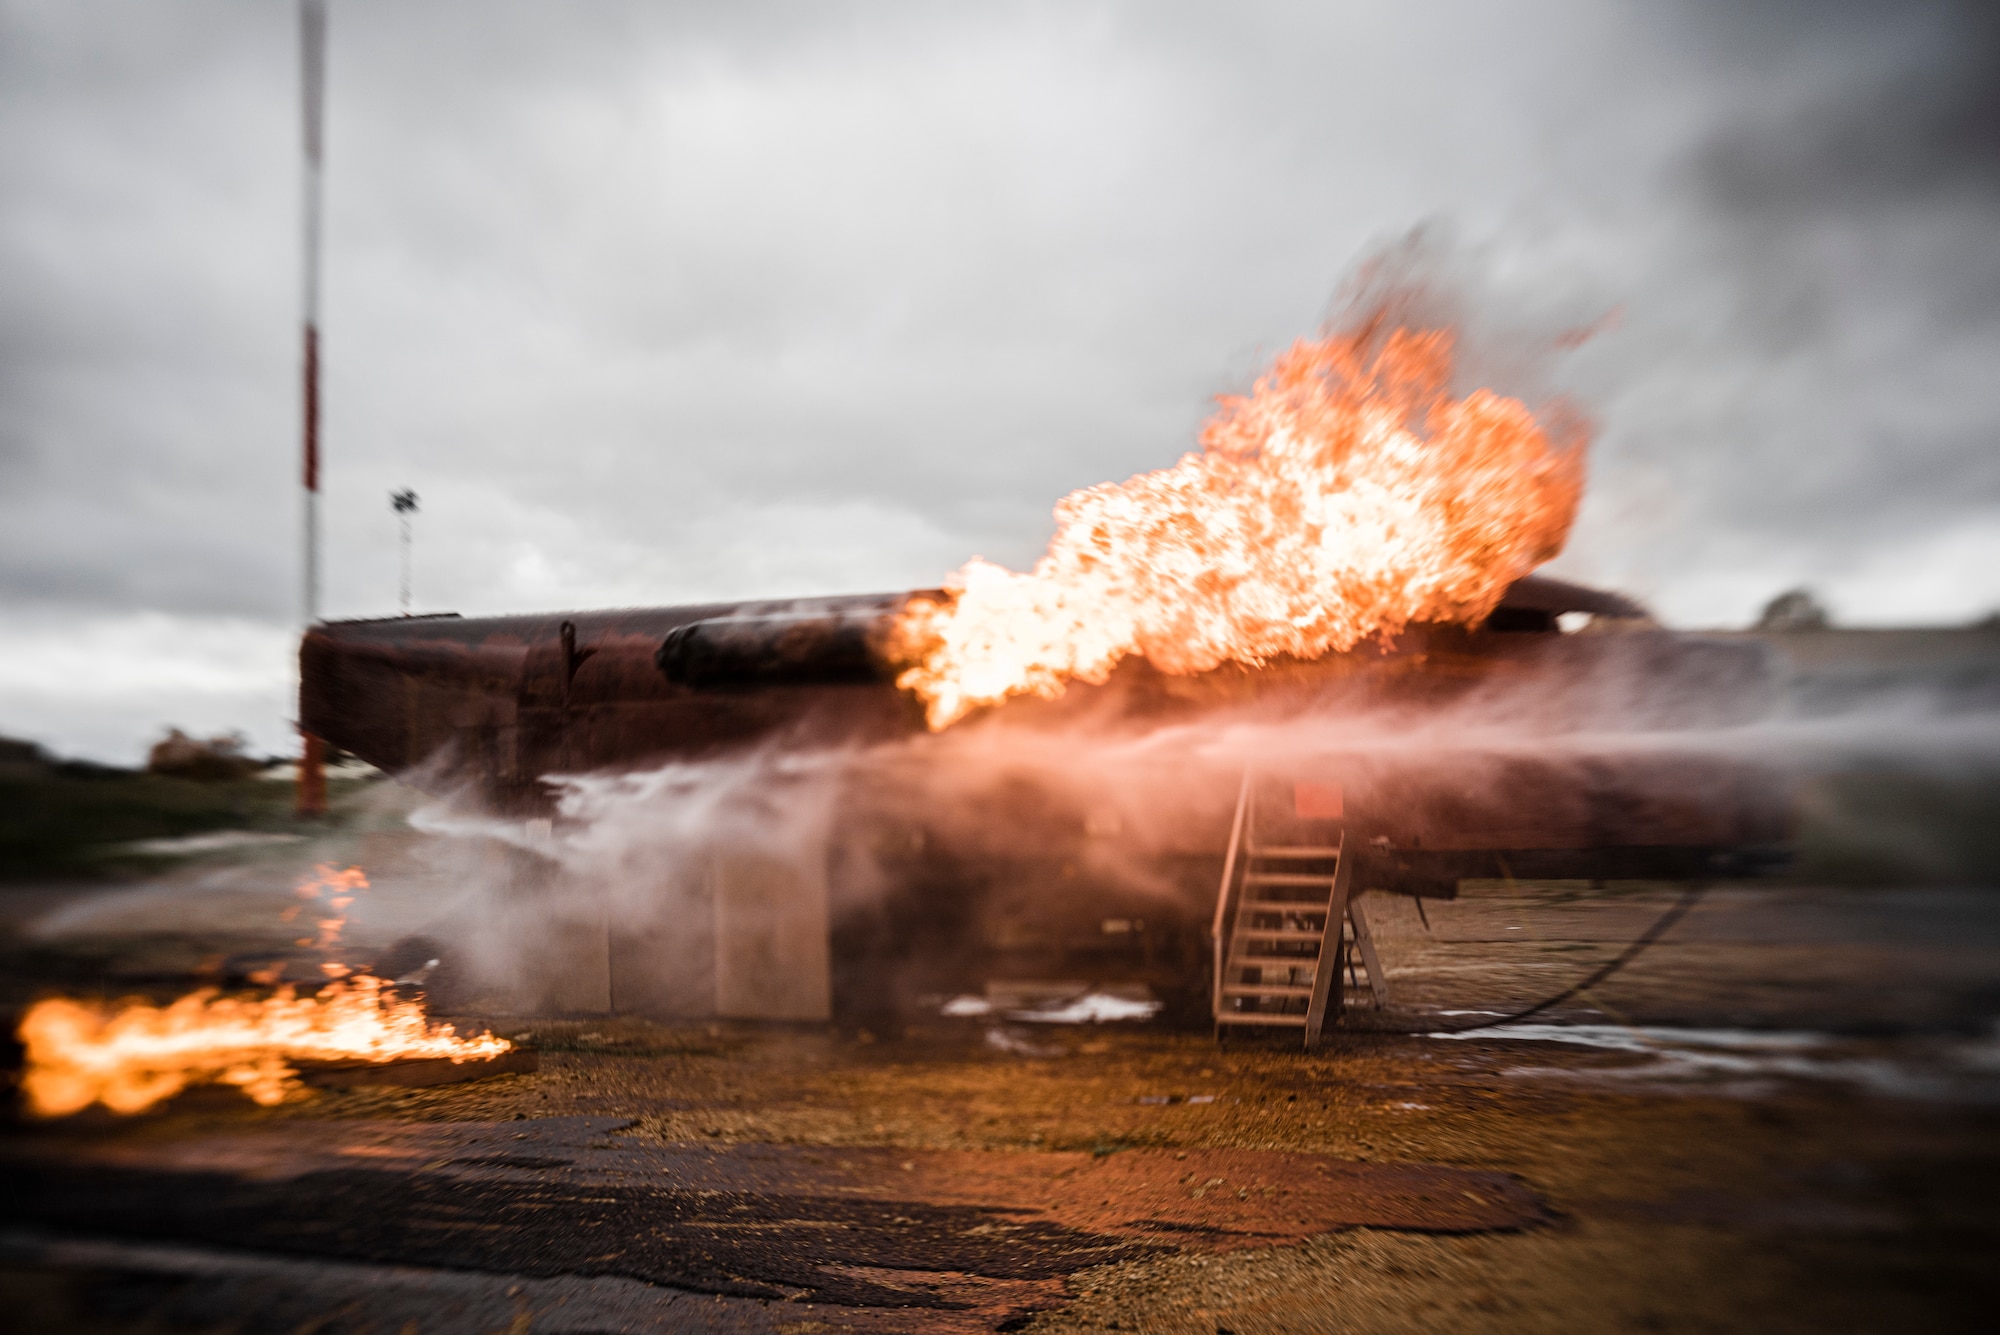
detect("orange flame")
[281,862,368,952]
[17,976,512,1117]
[894,326,1586,728]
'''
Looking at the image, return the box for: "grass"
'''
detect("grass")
[0,760,365,881]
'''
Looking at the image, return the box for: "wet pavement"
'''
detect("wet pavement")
[2,1114,1542,1329]
[4,875,1999,1332]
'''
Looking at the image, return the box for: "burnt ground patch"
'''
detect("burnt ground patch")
[0,1114,1543,1324]
[1,1157,1139,1311]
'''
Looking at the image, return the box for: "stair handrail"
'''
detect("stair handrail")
[1210,768,1253,1024]
[1302,829,1351,1050]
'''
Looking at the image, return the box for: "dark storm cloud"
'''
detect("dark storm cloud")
[1531,1,2000,620]
[1696,3,2000,209]
[1668,2,2000,548]
[0,1,294,618]
[1686,0,2000,360]
[1,0,1996,760]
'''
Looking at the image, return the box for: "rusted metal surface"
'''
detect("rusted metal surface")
[657,607,904,688]
[300,595,919,808]
[300,578,1784,853]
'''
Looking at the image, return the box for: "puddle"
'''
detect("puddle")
[943,991,1162,1024]
[1432,1020,2000,1102]
[117,831,308,856]
[1013,992,1162,1024]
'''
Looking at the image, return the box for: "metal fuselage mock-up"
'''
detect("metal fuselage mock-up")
[300,577,1793,1029]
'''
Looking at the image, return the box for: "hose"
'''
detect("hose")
[1418,881,1710,1035]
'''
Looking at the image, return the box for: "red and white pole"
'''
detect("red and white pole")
[296,0,328,816]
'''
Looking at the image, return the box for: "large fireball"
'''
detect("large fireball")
[893,326,1588,728]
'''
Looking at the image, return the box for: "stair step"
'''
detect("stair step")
[1222,983,1315,997]
[1216,1010,1309,1027]
[1234,905,1328,920]
[1241,894,1338,910]
[1243,872,1340,887]
[1231,928,1326,942]
[1247,846,1344,858]
[1233,907,1327,923]
[1224,971,1320,991]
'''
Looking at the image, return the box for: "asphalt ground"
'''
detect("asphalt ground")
[3,871,1999,1333]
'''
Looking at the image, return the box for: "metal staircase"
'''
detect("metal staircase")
[1211,773,1387,1048]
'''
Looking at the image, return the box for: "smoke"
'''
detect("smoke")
[370,616,1997,1022]
[389,748,851,1015]
[1324,225,1619,413]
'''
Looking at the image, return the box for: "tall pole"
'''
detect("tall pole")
[392,489,419,616]
[296,0,329,816]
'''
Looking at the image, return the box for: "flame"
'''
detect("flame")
[893,326,1587,728]
[18,861,508,1118]
[17,975,512,1117]
[290,862,368,952]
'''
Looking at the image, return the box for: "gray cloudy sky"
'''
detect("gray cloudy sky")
[2,1,1995,762]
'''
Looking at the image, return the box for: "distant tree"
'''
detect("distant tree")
[147,729,259,781]
[0,736,47,769]
[1755,588,1831,632]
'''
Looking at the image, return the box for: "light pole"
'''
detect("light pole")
[296,0,329,817]
[392,489,419,615]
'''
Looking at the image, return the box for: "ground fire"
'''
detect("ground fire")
[18,975,515,1117]
[282,861,368,972]
[17,863,516,1117]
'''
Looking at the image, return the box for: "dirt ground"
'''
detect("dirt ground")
[5,860,2000,1333]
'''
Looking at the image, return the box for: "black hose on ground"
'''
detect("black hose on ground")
[1416,881,1710,1035]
